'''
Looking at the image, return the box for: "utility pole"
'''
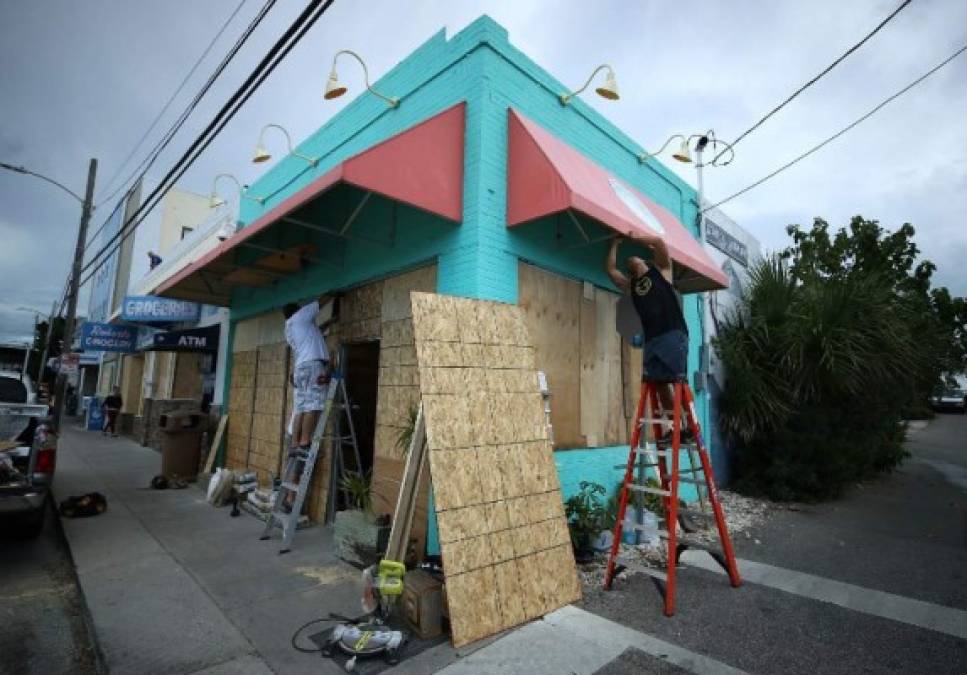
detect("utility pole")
[54,158,97,428]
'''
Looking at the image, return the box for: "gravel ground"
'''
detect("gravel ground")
[578,489,777,589]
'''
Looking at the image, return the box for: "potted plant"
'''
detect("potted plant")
[333,470,388,567]
[564,481,610,563]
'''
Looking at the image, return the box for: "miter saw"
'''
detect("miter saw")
[320,559,408,671]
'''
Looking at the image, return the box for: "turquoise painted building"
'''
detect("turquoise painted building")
[158,16,725,550]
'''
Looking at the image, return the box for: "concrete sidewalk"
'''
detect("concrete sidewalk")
[54,422,725,675]
[54,424,369,674]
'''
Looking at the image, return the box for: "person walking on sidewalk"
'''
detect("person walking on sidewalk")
[101,387,123,437]
[283,294,337,449]
[606,231,692,440]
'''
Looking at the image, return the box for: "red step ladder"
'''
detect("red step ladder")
[603,380,741,615]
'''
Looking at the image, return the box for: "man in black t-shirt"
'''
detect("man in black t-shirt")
[606,230,689,427]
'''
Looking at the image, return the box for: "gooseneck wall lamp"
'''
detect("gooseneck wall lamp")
[559,64,620,105]
[209,173,263,209]
[324,50,399,107]
[638,131,735,166]
[252,124,319,166]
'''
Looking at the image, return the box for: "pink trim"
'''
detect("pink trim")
[157,103,466,298]
[506,109,728,291]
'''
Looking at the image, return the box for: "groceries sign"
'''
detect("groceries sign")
[121,296,200,323]
[80,323,138,353]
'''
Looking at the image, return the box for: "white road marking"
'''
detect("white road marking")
[680,550,967,640]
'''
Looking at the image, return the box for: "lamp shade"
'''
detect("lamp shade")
[595,70,620,100]
[672,138,692,163]
[251,143,271,164]
[324,68,347,100]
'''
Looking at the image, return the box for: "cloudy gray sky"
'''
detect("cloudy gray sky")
[2,0,965,343]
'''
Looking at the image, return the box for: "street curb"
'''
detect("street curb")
[49,491,109,675]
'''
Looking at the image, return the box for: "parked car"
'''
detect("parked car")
[929,388,966,414]
[0,370,38,404]
[1,372,56,537]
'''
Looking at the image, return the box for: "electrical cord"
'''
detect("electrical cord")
[291,617,338,654]
[290,613,362,654]
[78,0,334,289]
[710,0,914,164]
[703,41,967,213]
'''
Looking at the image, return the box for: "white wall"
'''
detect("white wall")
[703,206,762,386]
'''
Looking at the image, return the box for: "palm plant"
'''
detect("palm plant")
[716,251,917,500]
[340,470,372,512]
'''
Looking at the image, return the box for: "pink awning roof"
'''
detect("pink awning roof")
[155,103,465,305]
[506,109,728,293]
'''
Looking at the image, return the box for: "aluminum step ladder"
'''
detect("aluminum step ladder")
[604,379,742,615]
[260,373,359,553]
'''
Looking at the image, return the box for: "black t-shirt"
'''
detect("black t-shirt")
[630,266,688,339]
[104,395,123,410]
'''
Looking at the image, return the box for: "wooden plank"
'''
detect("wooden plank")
[579,286,598,446]
[385,404,426,561]
[517,263,583,448]
[253,243,317,272]
[221,267,275,286]
[204,415,228,474]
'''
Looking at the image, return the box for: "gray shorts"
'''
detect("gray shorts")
[293,360,328,413]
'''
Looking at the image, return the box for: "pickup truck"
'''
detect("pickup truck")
[1,372,56,538]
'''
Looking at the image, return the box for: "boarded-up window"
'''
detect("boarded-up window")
[517,262,640,449]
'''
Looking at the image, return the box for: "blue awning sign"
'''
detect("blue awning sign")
[80,323,138,353]
[121,295,200,323]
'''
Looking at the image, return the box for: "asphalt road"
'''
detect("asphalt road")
[0,499,99,675]
[583,412,967,674]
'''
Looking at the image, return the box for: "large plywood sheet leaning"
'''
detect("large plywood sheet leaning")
[410,291,581,647]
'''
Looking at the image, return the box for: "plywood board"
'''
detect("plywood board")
[410,291,580,648]
[580,287,625,447]
[517,263,582,447]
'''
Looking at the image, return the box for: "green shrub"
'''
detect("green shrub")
[715,216,961,501]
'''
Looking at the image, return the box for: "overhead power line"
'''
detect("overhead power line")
[712,0,914,164]
[79,0,335,290]
[94,0,251,205]
[703,42,967,213]
[85,0,277,248]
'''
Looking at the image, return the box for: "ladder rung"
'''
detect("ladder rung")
[655,440,700,450]
[634,446,670,457]
[614,557,668,581]
[626,483,670,497]
[280,481,301,492]
[614,463,661,470]
[677,477,708,486]
[639,417,673,427]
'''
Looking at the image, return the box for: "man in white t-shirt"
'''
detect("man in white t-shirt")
[283,294,337,449]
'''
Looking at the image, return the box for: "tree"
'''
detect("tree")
[715,216,965,501]
[28,317,65,385]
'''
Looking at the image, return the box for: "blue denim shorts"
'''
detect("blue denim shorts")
[643,330,688,383]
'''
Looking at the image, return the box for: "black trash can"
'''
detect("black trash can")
[159,413,203,479]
